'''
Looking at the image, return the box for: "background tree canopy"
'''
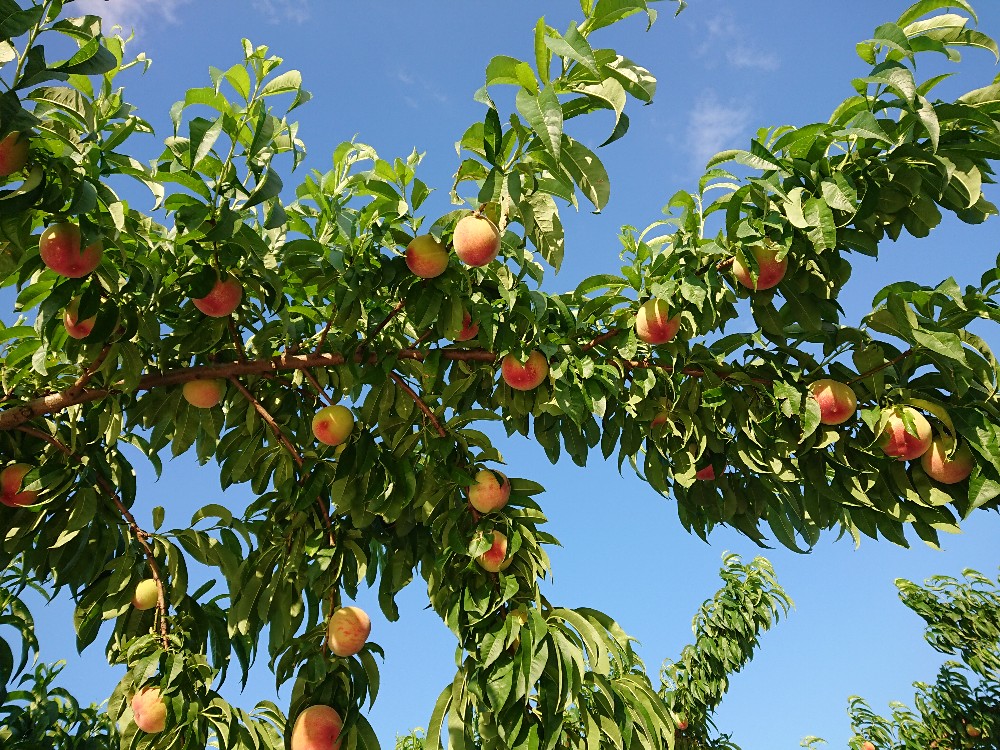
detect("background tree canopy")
[0,0,998,748]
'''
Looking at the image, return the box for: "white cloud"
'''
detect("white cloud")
[252,0,311,24]
[700,13,779,72]
[71,0,191,37]
[392,68,448,109]
[687,92,751,169]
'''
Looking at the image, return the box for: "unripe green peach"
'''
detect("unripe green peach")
[312,404,354,446]
[132,579,159,610]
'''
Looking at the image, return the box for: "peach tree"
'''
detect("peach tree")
[1,0,1000,747]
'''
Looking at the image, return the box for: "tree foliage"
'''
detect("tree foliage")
[0,0,999,747]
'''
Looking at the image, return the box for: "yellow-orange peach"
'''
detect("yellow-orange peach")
[0,463,38,507]
[132,686,167,734]
[405,234,449,278]
[468,469,510,514]
[635,299,680,345]
[132,579,159,610]
[193,276,242,317]
[921,436,973,484]
[476,530,511,572]
[39,223,102,278]
[182,379,226,408]
[291,705,344,750]
[312,405,354,447]
[63,297,96,339]
[733,245,787,291]
[326,606,371,657]
[501,351,548,391]
[809,379,857,425]
[0,131,29,177]
[453,213,501,267]
[879,406,932,461]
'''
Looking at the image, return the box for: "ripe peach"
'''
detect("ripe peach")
[501,351,549,391]
[0,463,38,507]
[291,705,344,750]
[0,131,29,177]
[651,410,672,430]
[921,436,974,484]
[326,605,371,657]
[453,213,501,267]
[405,234,449,278]
[861,742,875,750]
[131,686,167,733]
[63,298,96,339]
[39,223,102,278]
[455,310,480,341]
[733,245,787,291]
[192,275,243,317]
[809,379,857,425]
[879,406,932,461]
[675,716,689,732]
[312,404,354,446]
[635,299,680,345]
[695,464,718,481]
[966,725,981,739]
[182,379,225,408]
[468,469,510,514]
[132,579,159,610]
[476,530,512,573]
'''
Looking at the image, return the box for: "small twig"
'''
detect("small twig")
[302,369,333,406]
[389,372,447,438]
[66,343,113,398]
[361,298,407,350]
[580,328,620,353]
[848,348,913,384]
[227,377,303,466]
[314,320,334,354]
[228,319,248,363]
[16,425,170,650]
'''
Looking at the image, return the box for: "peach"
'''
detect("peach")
[453,213,501,267]
[468,469,510,514]
[476,530,512,573]
[809,379,857,425]
[920,436,973,484]
[0,132,29,177]
[879,406,932,461]
[405,234,449,278]
[39,223,102,278]
[326,605,371,657]
[861,743,875,750]
[635,299,680,345]
[192,275,242,317]
[455,310,480,341]
[63,298,96,339]
[651,410,672,430]
[182,379,225,408]
[733,245,787,291]
[966,725,981,739]
[501,351,549,391]
[131,686,167,733]
[695,464,718,481]
[132,579,159,610]
[312,404,354,446]
[0,463,38,507]
[291,705,344,750]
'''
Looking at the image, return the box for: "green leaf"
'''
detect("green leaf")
[544,22,598,75]
[560,136,610,211]
[516,85,563,160]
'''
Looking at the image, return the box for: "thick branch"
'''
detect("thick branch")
[16,425,170,649]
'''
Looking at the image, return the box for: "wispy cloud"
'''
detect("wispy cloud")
[252,0,311,24]
[392,68,448,109]
[687,92,751,169]
[700,14,780,72]
[73,0,191,37]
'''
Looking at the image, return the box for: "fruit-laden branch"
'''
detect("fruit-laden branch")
[15,425,171,650]
[0,344,710,431]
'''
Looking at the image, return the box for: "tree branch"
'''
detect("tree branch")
[16,425,170,650]
[848,349,913,384]
[389,371,447,438]
[227,377,303,467]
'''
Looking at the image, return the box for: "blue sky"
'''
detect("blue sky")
[22,0,1000,748]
